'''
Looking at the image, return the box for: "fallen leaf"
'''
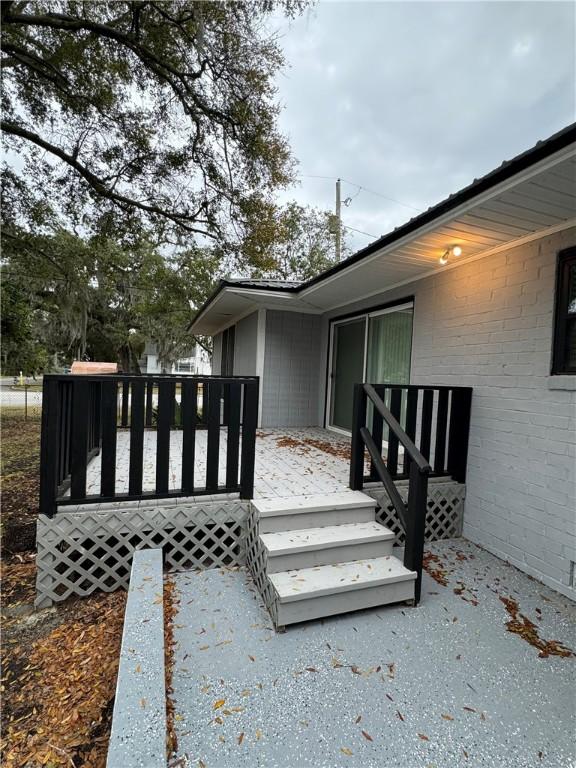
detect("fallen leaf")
[213,699,225,710]
[139,698,147,708]
[386,693,394,702]
[355,715,362,724]
[135,664,141,674]
[396,711,405,722]
[361,730,373,742]
[463,706,476,713]
[340,747,353,756]
[248,655,255,662]
[256,729,263,740]
[441,714,454,721]
[305,667,318,672]
[238,732,244,745]
[417,733,429,741]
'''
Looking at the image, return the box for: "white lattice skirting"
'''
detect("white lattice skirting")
[35,481,465,608]
[35,500,249,608]
[367,479,465,544]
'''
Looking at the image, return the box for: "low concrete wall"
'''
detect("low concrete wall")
[107,549,166,768]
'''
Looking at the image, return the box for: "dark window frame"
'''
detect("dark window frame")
[552,246,576,375]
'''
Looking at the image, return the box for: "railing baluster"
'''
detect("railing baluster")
[419,389,434,461]
[226,382,241,489]
[100,380,118,497]
[70,379,89,500]
[181,379,197,495]
[403,388,418,475]
[387,388,402,477]
[206,380,222,491]
[240,379,258,499]
[434,389,449,474]
[155,380,173,494]
[129,380,145,495]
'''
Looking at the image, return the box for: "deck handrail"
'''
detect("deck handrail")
[350,382,472,603]
[39,373,259,516]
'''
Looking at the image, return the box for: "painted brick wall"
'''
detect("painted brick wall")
[320,227,576,599]
[233,312,258,376]
[262,310,322,427]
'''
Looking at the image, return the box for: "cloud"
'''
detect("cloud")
[273,1,576,251]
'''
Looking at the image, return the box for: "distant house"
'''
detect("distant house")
[138,340,210,375]
[191,123,576,600]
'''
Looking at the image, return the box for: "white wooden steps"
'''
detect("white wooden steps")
[250,491,416,628]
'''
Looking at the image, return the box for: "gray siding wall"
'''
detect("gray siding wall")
[319,227,576,599]
[211,332,222,375]
[233,312,258,376]
[262,310,322,427]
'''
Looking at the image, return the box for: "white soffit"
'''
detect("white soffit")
[193,146,576,335]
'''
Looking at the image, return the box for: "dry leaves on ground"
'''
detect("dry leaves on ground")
[499,595,574,658]
[165,578,179,759]
[1,590,126,767]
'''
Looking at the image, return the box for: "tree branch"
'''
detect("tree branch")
[1,119,218,237]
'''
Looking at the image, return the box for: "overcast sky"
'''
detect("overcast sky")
[271,1,576,251]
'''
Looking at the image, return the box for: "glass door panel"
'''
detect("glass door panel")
[366,307,413,385]
[330,318,366,431]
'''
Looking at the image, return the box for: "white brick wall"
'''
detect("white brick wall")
[321,227,576,599]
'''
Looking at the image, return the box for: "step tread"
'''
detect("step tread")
[252,491,377,517]
[269,556,416,603]
[261,522,394,556]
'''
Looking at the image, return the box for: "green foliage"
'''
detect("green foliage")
[1,0,306,252]
[1,228,219,372]
[243,201,350,281]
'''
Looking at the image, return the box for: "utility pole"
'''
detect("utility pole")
[335,177,341,261]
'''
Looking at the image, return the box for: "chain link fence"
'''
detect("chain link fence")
[0,379,43,420]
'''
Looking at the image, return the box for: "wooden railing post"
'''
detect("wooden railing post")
[349,383,367,491]
[39,377,59,517]
[239,378,258,500]
[447,388,473,483]
[404,462,429,605]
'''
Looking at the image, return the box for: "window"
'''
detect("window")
[552,247,576,375]
[221,325,235,376]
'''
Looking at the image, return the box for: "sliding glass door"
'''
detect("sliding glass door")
[329,318,366,431]
[366,305,413,385]
[328,303,413,432]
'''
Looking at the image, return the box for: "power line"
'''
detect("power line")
[298,174,422,213]
[341,223,378,240]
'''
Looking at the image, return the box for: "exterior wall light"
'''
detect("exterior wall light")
[439,245,463,265]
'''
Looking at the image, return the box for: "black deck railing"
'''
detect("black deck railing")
[39,374,259,517]
[350,383,472,603]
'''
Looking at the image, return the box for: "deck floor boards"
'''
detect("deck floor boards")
[80,427,354,501]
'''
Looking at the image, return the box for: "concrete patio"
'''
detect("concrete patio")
[169,539,575,768]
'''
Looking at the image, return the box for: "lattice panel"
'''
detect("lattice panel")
[245,505,279,627]
[35,501,249,608]
[368,481,465,544]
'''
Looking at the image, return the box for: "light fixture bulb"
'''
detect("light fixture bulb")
[452,245,462,257]
[439,251,449,265]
